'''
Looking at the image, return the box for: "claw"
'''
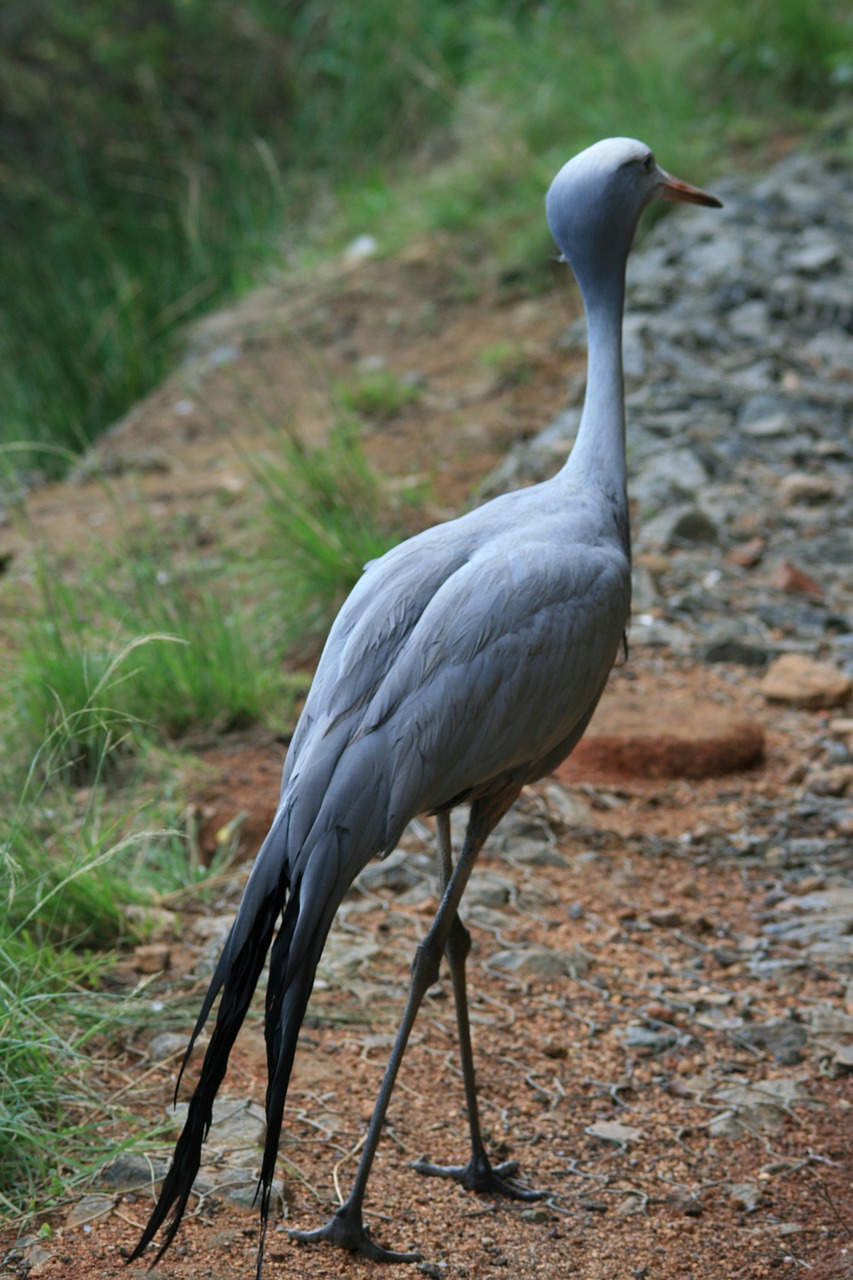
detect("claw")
[412,1154,546,1201]
[288,1202,422,1264]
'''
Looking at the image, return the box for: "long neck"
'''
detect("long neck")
[561,264,627,499]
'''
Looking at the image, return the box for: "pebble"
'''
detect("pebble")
[132,943,171,973]
[148,1032,191,1061]
[728,1182,764,1212]
[65,1194,115,1226]
[736,1015,808,1066]
[771,560,824,597]
[491,943,592,979]
[759,654,852,710]
[778,472,836,505]
[585,1120,644,1145]
[99,1152,166,1190]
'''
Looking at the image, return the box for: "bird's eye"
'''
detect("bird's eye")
[642,152,654,172]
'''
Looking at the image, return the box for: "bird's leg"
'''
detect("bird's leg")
[288,797,507,1261]
[412,811,545,1201]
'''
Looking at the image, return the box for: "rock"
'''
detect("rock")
[829,717,853,750]
[356,849,428,893]
[132,943,171,973]
[728,1182,764,1212]
[772,560,824,598]
[464,872,513,908]
[737,1015,808,1065]
[491,944,591,979]
[740,412,793,439]
[778,472,836,505]
[65,1195,115,1227]
[559,682,765,780]
[148,1032,193,1062]
[725,536,766,567]
[632,448,709,507]
[647,908,683,927]
[703,637,769,666]
[760,654,852,710]
[99,1153,167,1190]
[14,1239,53,1270]
[620,1024,679,1054]
[501,839,569,868]
[789,235,840,274]
[642,505,719,549]
[344,234,378,264]
[712,1077,811,1135]
[585,1120,644,1145]
[167,1097,266,1147]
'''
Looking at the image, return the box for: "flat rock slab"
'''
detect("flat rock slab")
[759,654,852,711]
[556,682,765,781]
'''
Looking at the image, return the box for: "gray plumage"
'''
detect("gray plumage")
[131,137,721,1273]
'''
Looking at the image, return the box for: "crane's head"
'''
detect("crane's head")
[546,138,721,289]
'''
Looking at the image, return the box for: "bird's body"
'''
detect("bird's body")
[132,138,721,1273]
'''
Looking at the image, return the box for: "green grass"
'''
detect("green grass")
[8,531,291,783]
[0,932,112,1214]
[0,748,142,1211]
[254,422,411,644]
[337,368,422,422]
[0,709,253,1215]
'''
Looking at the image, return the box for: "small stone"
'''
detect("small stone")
[667,507,719,546]
[726,536,766,568]
[132,943,171,974]
[620,1024,679,1054]
[704,638,769,666]
[542,1039,568,1059]
[729,1182,764,1212]
[648,908,683,928]
[772,560,824,598]
[344,234,378,264]
[99,1153,166,1191]
[741,412,793,439]
[666,1190,703,1217]
[167,1097,266,1147]
[829,718,853,752]
[760,654,852,710]
[585,1120,644,1145]
[778,472,836,506]
[148,1032,193,1062]
[65,1195,115,1227]
[789,238,840,274]
[737,1015,808,1066]
[491,944,589,979]
[519,1207,552,1223]
[807,765,853,796]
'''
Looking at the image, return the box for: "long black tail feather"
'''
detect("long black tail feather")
[129,882,285,1264]
[130,823,351,1273]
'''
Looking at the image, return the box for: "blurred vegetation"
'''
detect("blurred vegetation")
[1,0,851,474]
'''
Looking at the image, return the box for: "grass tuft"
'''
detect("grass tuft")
[254,422,409,643]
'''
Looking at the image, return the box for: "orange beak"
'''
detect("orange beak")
[659,172,722,208]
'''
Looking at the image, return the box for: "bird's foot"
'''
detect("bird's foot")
[288,1201,423,1264]
[412,1153,546,1201]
